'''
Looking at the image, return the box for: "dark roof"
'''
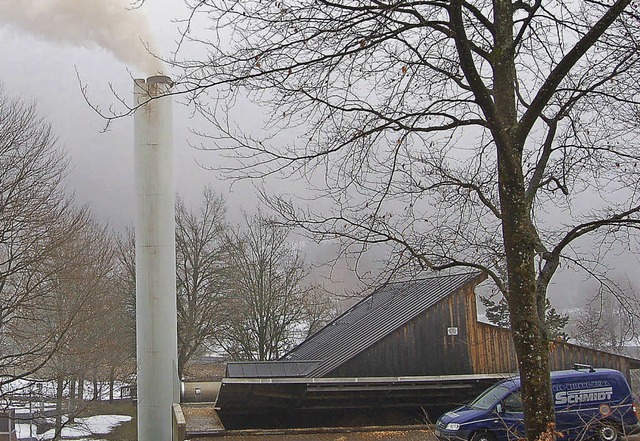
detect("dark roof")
[226,360,322,378]
[282,271,484,377]
[216,373,506,419]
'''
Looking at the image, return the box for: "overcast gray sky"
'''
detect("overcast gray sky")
[0,1,239,229]
[0,1,637,310]
[0,0,379,302]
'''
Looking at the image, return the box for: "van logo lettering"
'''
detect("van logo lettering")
[554,387,613,405]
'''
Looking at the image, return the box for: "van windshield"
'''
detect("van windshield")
[468,383,513,410]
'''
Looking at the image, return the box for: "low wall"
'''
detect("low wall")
[172,403,186,441]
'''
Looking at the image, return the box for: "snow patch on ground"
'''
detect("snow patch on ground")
[15,414,131,440]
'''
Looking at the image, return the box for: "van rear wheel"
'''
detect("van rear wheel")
[596,423,619,441]
[471,432,495,441]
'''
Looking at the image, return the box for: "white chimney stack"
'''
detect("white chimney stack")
[133,75,179,441]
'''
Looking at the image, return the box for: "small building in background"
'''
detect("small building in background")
[0,409,17,441]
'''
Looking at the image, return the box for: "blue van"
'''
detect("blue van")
[435,366,639,441]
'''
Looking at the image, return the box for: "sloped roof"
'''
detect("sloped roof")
[282,271,484,377]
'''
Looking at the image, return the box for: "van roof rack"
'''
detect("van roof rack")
[574,363,596,372]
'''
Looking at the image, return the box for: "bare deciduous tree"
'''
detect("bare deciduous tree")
[0,88,135,437]
[159,2,640,438]
[0,88,88,390]
[175,188,228,376]
[107,230,137,396]
[301,287,339,339]
[117,189,231,376]
[35,214,120,438]
[573,279,640,352]
[114,228,137,342]
[218,214,319,361]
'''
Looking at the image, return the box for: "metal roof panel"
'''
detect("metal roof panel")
[282,271,483,376]
[226,360,322,378]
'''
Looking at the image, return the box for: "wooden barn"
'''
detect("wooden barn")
[214,271,640,428]
[279,271,640,379]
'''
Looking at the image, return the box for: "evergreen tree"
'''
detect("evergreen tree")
[480,296,569,341]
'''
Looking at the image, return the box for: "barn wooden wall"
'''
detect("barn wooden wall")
[463,288,636,379]
[547,341,634,379]
[327,284,476,377]
[326,278,639,380]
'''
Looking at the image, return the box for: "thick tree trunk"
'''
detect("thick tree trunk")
[54,377,64,441]
[109,368,115,403]
[500,177,555,440]
[78,376,85,403]
[68,377,76,423]
[491,0,555,439]
[495,120,555,440]
[92,368,99,401]
[178,345,186,379]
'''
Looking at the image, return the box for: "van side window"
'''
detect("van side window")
[503,391,523,413]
